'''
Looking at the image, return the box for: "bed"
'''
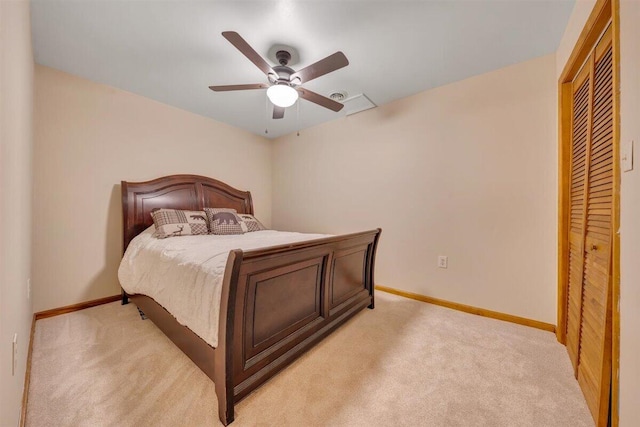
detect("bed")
[119,174,381,425]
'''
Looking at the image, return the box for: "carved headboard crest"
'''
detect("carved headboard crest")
[121,174,254,252]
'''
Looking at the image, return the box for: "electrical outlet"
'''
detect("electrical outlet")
[27,278,31,300]
[438,256,448,269]
[12,333,18,376]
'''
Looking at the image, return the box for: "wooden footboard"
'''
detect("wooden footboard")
[215,229,381,425]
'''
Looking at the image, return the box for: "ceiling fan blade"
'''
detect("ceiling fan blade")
[209,83,268,92]
[222,31,275,76]
[273,106,285,119]
[297,88,344,112]
[291,52,349,84]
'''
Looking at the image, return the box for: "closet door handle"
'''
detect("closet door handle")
[590,244,598,251]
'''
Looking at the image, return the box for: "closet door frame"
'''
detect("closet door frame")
[557,0,620,424]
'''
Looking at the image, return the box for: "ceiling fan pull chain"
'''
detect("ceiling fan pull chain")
[265,92,269,135]
[297,100,300,137]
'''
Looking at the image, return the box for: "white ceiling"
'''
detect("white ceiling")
[31,0,575,139]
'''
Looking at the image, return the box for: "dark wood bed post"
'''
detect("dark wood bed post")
[121,180,131,305]
[215,249,243,426]
[367,229,382,310]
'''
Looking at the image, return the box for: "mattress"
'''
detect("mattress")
[118,226,330,348]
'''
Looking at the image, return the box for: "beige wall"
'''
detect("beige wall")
[557,0,640,424]
[619,1,640,424]
[272,54,558,324]
[0,0,34,424]
[33,66,272,312]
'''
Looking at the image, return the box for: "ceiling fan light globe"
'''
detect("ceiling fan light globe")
[267,84,298,108]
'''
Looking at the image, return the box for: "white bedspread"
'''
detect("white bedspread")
[118,227,330,348]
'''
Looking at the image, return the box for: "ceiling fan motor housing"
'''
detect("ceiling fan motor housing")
[271,64,297,86]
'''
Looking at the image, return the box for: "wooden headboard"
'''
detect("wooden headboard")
[121,174,254,252]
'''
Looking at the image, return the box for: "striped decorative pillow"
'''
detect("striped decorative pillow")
[150,209,208,238]
[204,208,245,235]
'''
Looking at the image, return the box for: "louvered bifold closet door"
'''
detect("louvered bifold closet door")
[578,27,613,425]
[565,64,590,370]
[564,26,614,427]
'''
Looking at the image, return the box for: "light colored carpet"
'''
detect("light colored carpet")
[26,292,593,427]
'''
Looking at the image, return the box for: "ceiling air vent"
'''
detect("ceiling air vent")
[342,94,377,116]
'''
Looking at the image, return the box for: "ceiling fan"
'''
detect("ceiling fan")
[209,31,349,120]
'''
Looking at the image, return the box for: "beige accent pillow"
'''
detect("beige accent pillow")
[237,214,267,232]
[151,209,208,238]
